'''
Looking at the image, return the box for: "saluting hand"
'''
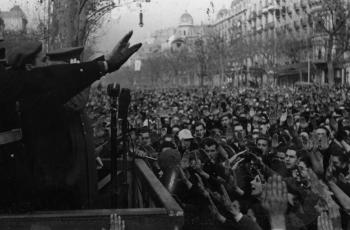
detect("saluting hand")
[107,31,142,73]
[109,214,125,230]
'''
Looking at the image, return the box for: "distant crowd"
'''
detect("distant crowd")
[87,84,350,230]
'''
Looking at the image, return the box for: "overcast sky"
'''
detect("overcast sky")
[1,0,232,52]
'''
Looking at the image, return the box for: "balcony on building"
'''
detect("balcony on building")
[251,10,257,20]
[308,14,313,26]
[294,2,300,13]
[309,0,322,10]
[281,6,286,17]
[285,24,293,31]
[268,4,278,12]
[257,9,263,18]
[267,22,275,30]
[287,6,293,16]
[275,9,281,20]
[300,18,307,28]
[257,25,263,32]
[300,0,307,9]
[294,21,300,30]
[262,7,269,14]
[276,27,285,36]
[251,25,257,33]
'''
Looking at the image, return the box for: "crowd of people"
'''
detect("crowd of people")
[88,84,350,230]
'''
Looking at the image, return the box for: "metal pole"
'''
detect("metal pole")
[308,51,310,83]
[110,97,118,208]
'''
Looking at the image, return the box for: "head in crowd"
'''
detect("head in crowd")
[194,122,206,139]
[139,127,152,146]
[285,146,300,170]
[256,135,270,156]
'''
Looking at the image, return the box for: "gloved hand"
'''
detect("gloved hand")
[106,31,142,73]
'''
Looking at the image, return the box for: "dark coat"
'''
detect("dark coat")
[17,62,104,210]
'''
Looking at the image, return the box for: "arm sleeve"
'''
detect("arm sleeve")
[20,62,105,111]
[0,69,26,104]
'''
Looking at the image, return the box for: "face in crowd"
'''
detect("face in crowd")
[204,143,218,163]
[315,127,329,150]
[140,131,152,146]
[221,115,231,128]
[233,124,245,142]
[330,154,348,175]
[250,174,265,197]
[275,151,286,162]
[194,123,206,139]
[297,161,309,179]
[256,138,269,155]
[285,148,298,170]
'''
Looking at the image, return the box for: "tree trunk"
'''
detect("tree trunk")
[50,0,90,50]
[327,61,334,85]
[219,55,224,86]
[326,35,334,86]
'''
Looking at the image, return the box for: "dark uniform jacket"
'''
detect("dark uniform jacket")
[1,62,105,211]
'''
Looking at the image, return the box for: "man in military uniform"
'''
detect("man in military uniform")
[27,46,99,209]
[0,36,37,212]
[0,31,141,212]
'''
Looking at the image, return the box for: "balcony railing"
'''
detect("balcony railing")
[294,21,300,30]
[257,9,263,17]
[0,159,184,230]
[300,0,307,9]
[281,6,286,16]
[251,10,257,19]
[294,2,300,12]
[267,22,275,30]
[301,18,307,28]
[285,24,293,31]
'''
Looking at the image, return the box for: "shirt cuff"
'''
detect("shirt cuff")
[235,213,243,222]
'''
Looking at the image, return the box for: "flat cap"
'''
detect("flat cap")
[46,46,84,62]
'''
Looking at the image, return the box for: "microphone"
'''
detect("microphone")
[107,83,120,98]
[118,88,131,120]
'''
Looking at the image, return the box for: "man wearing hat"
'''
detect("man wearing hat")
[0,35,32,212]
[0,31,141,211]
[24,46,100,210]
[177,129,194,156]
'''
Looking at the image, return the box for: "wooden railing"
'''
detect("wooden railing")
[0,159,184,230]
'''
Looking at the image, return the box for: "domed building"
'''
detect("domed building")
[179,11,194,27]
[0,5,28,32]
[176,11,195,38]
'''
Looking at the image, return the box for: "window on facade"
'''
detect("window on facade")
[318,49,322,59]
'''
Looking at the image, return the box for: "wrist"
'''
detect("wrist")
[270,214,286,230]
[97,61,108,74]
[231,212,243,222]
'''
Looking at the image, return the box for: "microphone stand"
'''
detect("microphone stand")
[108,83,120,208]
[118,88,131,208]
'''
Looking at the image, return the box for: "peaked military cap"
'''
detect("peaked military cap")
[46,46,84,62]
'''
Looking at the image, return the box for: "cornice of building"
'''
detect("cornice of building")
[212,9,247,26]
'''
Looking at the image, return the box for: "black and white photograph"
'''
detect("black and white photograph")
[0,0,350,229]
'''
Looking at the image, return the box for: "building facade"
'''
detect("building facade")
[0,5,27,33]
[216,0,350,86]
